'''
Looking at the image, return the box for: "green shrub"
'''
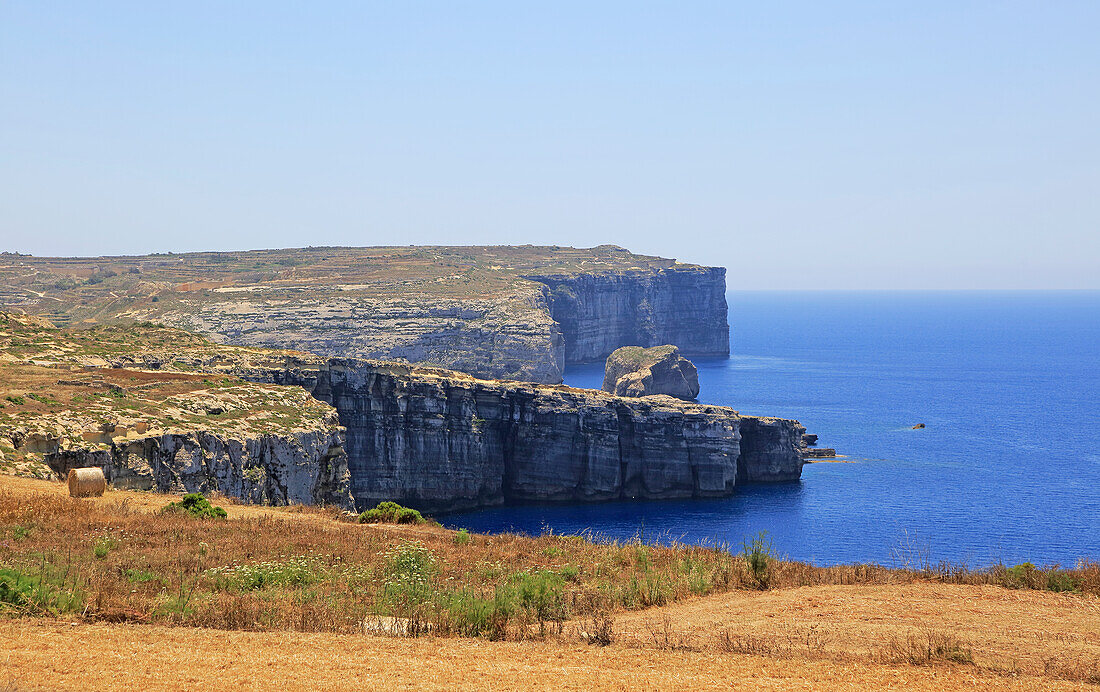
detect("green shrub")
[742,531,774,590]
[163,493,227,519]
[508,569,568,624]
[358,501,425,525]
[379,541,439,630]
[1046,570,1081,593]
[439,589,512,639]
[453,528,471,546]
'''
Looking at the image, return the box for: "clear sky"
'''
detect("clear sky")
[1,2,1097,288]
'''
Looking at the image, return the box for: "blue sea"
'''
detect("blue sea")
[445,292,1100,568]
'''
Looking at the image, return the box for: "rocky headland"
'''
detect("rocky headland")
[0,245,728,383]
[602,344,700,400]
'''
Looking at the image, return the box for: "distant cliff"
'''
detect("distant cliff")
[0,246,729,384]
[525,265,730,364]
[272,359,803,513]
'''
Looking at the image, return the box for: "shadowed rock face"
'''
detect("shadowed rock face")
[275,359,804,513]
[602,345,700,400]
[735,416,807,483]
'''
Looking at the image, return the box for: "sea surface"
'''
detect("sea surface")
[444,291,1100,567]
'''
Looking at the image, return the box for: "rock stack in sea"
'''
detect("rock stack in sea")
[601,345,700,401]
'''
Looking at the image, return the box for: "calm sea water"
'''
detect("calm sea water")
[445,291,1100,567]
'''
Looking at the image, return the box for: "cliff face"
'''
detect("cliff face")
[275,360,802,513]
[44,429,353,508]
[526,264,730,364]
[145,286,566,384]
[735,416,807,483]
[0,313,354,507]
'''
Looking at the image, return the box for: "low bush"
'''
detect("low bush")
[163,493,227,519]
[742,531,774,590]
[358,501,425,525]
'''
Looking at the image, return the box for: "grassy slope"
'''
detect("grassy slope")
[1,476,1097,690]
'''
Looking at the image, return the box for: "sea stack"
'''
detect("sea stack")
[601,345,700,401]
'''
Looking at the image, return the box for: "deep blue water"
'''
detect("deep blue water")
[445,291,1100,567]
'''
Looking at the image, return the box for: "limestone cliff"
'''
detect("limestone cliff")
[736,416,806,482]
[43,429,352,508]
[525,264,730,364]
[272,359,803,512]
[0,314,354,508]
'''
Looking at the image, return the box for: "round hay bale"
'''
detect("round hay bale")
[67,467,107,498]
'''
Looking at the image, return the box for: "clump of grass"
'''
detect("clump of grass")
[92,535,116,559]
[358,501,425,525]
[163,493,227,519]
[880,628,974,666]
[453,528,471,546]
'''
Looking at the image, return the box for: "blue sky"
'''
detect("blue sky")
[1,2,1097,288]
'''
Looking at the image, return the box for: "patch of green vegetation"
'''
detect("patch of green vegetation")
[125,568,161,584]
[92,536,117,559]
[206,556,325,591]
[7,525,31,541]
[453,528,471,546]
[0,566,84,615]
[358,501,426,525]
[163,493,227,519]
[4,395,25,405]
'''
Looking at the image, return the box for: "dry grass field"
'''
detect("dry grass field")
[1,475,1098,690]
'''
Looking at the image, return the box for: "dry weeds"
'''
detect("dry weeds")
[2,476,1099,689]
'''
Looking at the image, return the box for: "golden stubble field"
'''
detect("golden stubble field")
[1,476,1098,691]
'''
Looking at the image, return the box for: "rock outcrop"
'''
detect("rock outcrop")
[0,313,354,508]
[273,359,804,512]
[142,286,566,384]
[602,345,700,400]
